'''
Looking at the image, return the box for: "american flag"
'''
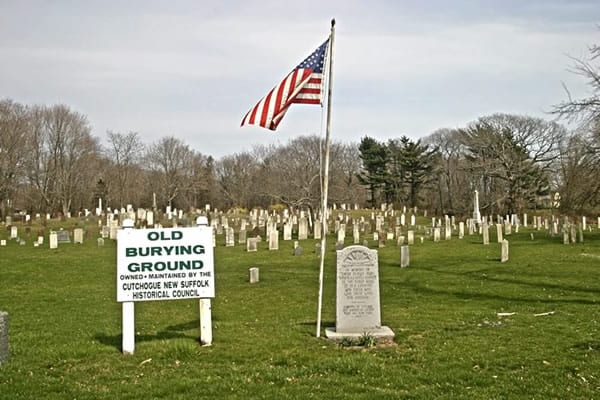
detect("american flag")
[241,39,329,131]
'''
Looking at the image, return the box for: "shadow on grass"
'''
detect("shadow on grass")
[94,320,199,351]
[415,265,600,295]
[401,279,599,305]
[572,341,600,352]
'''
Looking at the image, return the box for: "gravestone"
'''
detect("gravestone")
[400,245,409,268]
[56,230,71,243]
[97,238,105,247]
[501,239,509,262]
[325,245,394,340]
[10,226,17,240]
[433,227,440,242]
[247,238,258,252]
[49,232,58,249]
[353,224,360,244]
[298,217,308,240]
[225,227,235,247]
[0,311,8,364]
[269,229,279,250]
[283,223,292,240]
[482,223,489,245]
[458,222,464,239]
[73,228,84,244]
[313,220,322,240]
[407,230,414,245]
[294,246,303,256]
[249,267,259,284]
[238,229,247,245]
[0,240,6,247]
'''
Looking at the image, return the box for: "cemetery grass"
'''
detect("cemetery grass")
[0,224,599,399]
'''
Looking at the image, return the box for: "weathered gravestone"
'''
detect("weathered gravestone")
[246,238,257,252]
[56,230,71,243]
[501,239,509,263]
[73,228,84,244]
[49,232,58,249]
[400,245,410,268]
[0,311,8,365]
[325,245,394,340]
[249,267,259,283]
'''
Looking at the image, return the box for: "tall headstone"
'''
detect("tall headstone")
[298,217,308,240]
[269,230,279,250]
[496,224,503,243]
[249,267,259,284]
[482,222,489,245]
[458,222,464,239]
[49,231,58,249]
[225,227,235,247]
[10,226,17,240]
[325,245,394,340]
[433,227,440,242]
[407,230,415,245]
[400,245,410,268]
[353,224,360,244]
[238,229,247,245]
[501,239,509,263]
[73,228,84,244]
[313,220,322,240]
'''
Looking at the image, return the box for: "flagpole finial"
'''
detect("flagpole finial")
[331,18,335,28]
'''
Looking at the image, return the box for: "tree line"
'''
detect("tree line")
[1,39,598,218]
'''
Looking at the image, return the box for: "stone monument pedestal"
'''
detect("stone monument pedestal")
[324,326,395,341]
[325,245,395,342]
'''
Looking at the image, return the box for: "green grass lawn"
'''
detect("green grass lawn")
[0,220,599,399]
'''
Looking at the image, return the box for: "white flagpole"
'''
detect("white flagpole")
[316,18,335,338]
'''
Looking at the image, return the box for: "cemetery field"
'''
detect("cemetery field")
[1,223,600,399]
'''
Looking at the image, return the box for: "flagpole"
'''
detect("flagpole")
[316,18,335,338]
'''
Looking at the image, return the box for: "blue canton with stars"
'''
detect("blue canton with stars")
[295,39,329,73]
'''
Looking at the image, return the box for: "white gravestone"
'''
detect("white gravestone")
[249,267,259,284]
[73,228,84,244]
[325,245,394,340]
[10,226,17,240]
[247,238,258,252]
[49,232,58,249]
[400,245,410,268]
[501,239,509,263]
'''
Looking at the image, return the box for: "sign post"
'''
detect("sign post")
[116,220,215,354]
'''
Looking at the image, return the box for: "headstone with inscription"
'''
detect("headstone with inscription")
[325,245,394,340]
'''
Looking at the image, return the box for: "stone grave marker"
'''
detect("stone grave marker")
[247,238,257,252]
[294,246,303,256]
[325,245,394,340]
[482,223,490,245]
[49,232,58,249]
[298,217,308,240]
[97,238,105,247]
[400,245,409,268]
[0,240,6,247]
[249,267,259,283]
[56,230,71,243]
[238,229,247,245]
[407,230,414,245]
[73,228,84,244]
[225,227,235,247]
[433,227,441,242]
[501,239,509,262]
[10,226,17,240]
[269,229,279,250]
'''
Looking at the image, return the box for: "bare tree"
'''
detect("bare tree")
[144,136,195,209]
[553,41,600,127]
[24,104,100,215]
[104,131,144,208]
[0,99,29,216]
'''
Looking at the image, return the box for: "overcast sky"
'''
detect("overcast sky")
[1,1,597,158]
